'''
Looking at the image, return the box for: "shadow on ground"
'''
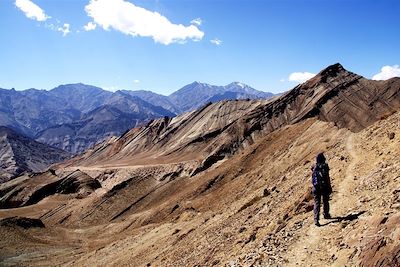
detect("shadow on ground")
[322,211,366,226]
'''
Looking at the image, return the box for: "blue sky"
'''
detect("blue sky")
[0,0,399,95]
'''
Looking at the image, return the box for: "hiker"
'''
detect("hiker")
[311,153,332,226]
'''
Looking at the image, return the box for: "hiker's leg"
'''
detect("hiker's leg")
[323,193,330,218]
[313,191,321,224]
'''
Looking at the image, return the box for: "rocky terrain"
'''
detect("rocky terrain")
[0,63,399,266]
[0,127,69,183]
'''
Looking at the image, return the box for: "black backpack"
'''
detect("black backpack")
[312,163,327,189]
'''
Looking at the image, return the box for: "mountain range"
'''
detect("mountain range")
[0,63,400,266]
[0,81,272,154]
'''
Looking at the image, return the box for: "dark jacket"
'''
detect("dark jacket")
[312,157,332,195]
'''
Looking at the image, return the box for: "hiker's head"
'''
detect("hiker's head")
[316,153,326,164]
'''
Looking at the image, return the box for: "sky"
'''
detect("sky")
[0,0,399,95]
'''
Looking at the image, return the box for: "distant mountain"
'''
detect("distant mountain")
[0,126,70,183]
[0,88,79,136]
[0,84,116,137]
[0,84,175,153]
[35,92,175,154]
[49,83,112,113]
[168,81,274,112]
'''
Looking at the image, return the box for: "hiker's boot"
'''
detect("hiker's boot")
[315,221,321,227]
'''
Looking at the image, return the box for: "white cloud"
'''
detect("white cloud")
[57,23,70,36]
[103,86,119,92]
[84,0,204,45]
[84,22,97,31]
[15,0,71,37]
[280,79,285,82]
[210,38,222,46]
[288,72,316,83]
[190,18,202,26]
[15,0,49,21]
[372,65,400,80]
[133,79,140,84]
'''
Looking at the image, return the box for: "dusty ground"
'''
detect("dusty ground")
[0,111,399,266]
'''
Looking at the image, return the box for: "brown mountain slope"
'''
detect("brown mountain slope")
[0,63,399,266]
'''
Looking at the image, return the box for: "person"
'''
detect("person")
[311,153,332,226]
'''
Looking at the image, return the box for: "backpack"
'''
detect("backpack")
[312,163,327,189]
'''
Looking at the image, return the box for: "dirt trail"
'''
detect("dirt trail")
[286,133,361,266]
[336,133,359,212]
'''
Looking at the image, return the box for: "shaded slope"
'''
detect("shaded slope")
[0,127,70,183]
[0,169,100,209]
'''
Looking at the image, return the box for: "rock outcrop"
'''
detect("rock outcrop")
[55,170,101,195]
[0,216,45,229]
[0,170,100,208]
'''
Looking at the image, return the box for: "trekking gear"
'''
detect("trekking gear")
[312,163,329,190]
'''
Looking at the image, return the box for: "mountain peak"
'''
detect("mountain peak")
[190,81,211,87]
[303,63,357,87]
[51,83,105,94]
[316,63,347,78]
